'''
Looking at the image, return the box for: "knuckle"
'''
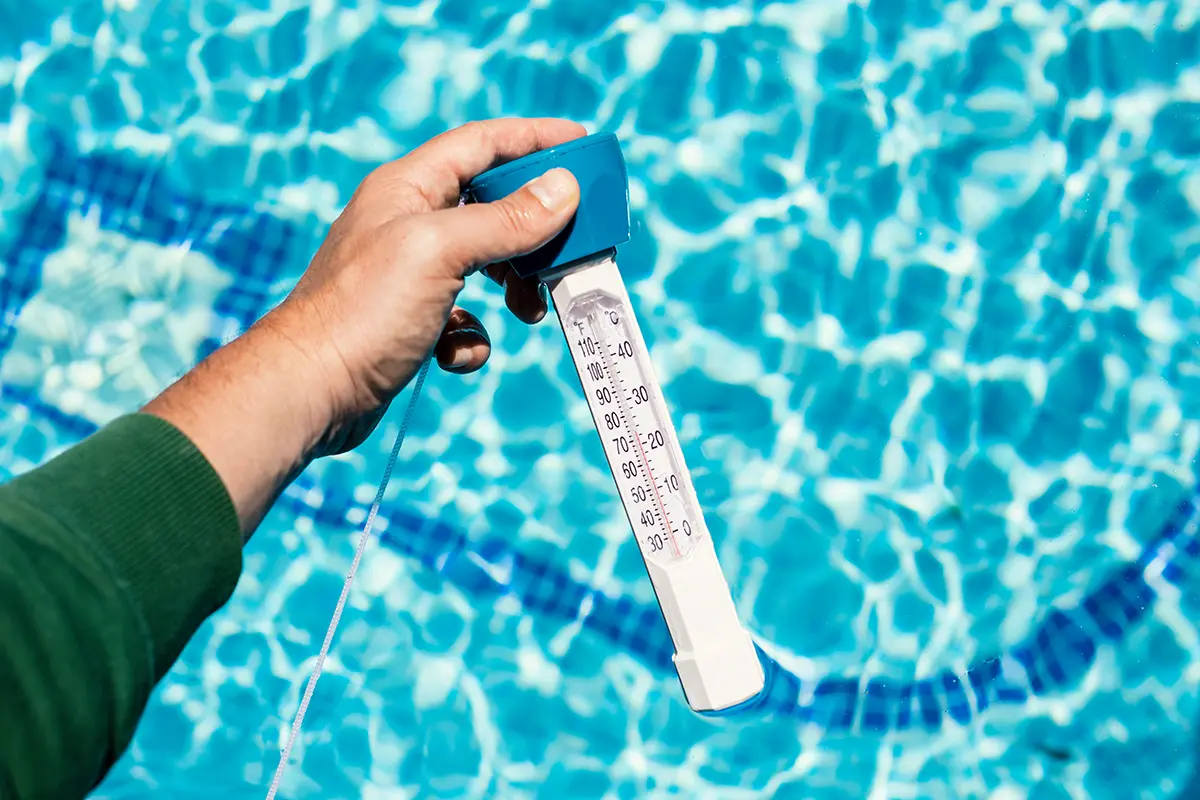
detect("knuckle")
[355,167,429,214]
[491,197,536,236]
[460,119,496,149]
[357,164,390,197]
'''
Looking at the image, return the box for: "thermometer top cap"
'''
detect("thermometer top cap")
[465,132,631,280]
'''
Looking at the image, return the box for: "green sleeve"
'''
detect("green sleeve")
[0,413,243,799]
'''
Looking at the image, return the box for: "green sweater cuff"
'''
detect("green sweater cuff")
[8,412,243,678]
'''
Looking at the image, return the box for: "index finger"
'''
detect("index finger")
[382,118,588,210]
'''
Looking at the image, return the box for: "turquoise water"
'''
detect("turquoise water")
[1,1,1199,798]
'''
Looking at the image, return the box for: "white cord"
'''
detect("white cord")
[265,358,432,800]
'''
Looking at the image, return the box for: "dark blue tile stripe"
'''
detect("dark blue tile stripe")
[0,192,68,357]
[3,134,312,363]
[2,136,1198,732]
[6,370,1198,732]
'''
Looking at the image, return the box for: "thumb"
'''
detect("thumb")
[429,167,581,274]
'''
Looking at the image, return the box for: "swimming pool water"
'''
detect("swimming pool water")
[1,0,1199,798]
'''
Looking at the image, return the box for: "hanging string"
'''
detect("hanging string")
[266,357,433,800]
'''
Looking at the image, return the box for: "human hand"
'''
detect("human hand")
[262,118,585,455]
[145,118,585,533]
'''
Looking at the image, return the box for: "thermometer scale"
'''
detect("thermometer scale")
[467,133,764,712]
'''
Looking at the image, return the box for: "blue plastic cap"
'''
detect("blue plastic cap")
[464,132,631,279]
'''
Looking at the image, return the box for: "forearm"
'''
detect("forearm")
[143,307,338,536]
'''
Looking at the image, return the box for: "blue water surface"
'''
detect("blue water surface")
[1,1,1199,798]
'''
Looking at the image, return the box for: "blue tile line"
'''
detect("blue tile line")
[2,133,310,363]
[1,136,1196,731]
[288,480,1200,729]
[4,382,1197,731]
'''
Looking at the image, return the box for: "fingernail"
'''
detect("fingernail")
[460,325,490,346]
[527,168,575,211]
[533,283,549,322]
[450,347,471,367]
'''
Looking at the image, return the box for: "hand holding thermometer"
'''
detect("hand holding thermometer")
[467,134,765,712]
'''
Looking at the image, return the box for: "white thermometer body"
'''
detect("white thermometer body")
[549,253,764,712]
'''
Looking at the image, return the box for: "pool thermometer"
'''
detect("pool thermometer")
[467,134,765,712]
